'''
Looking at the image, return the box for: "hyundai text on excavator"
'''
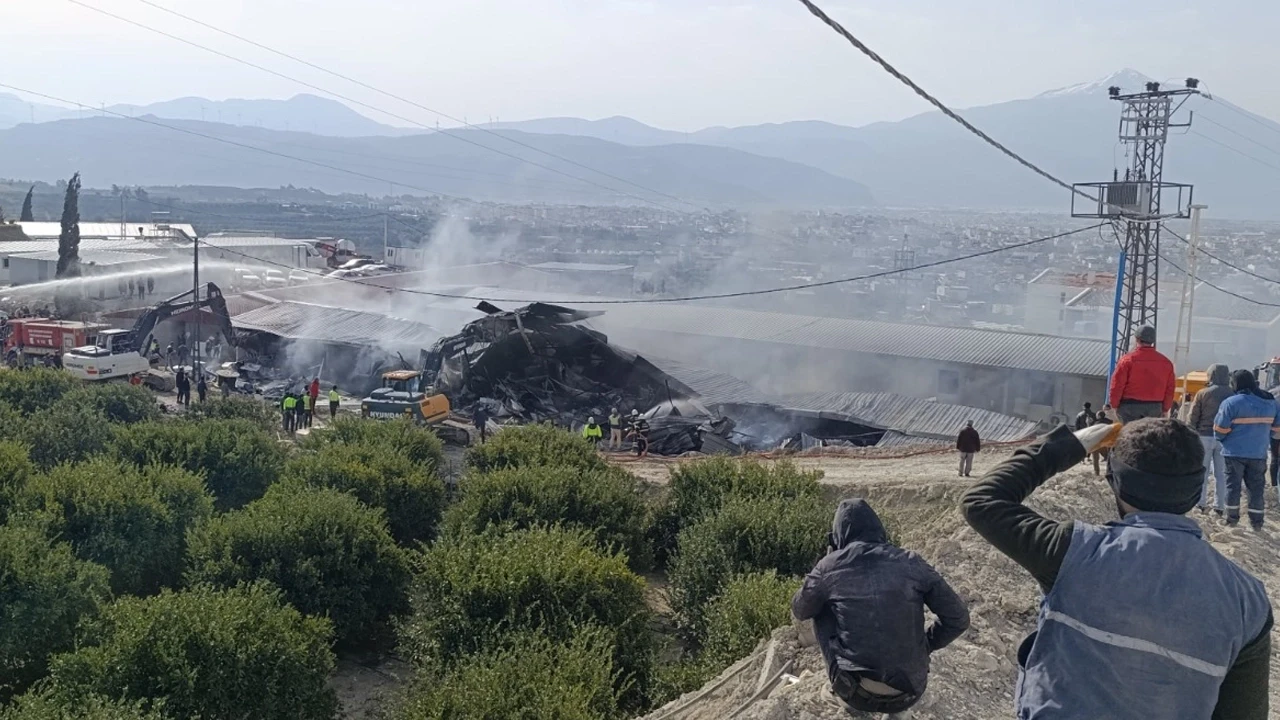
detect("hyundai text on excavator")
[360,369,471,444]
[62,283,236,381]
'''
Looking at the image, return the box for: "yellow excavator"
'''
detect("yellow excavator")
[360,369,471,444]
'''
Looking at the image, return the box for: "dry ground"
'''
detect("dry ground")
[636,446,1280,720]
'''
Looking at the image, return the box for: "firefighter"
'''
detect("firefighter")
[301,391,313,428]
[329,386,340,421]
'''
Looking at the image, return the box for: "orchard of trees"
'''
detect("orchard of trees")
[0,370,836,719]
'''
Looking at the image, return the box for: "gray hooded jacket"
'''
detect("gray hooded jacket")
[791,499,970,697]
[1189,364,1233,436]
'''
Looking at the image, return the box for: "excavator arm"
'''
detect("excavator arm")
[129,282,237,356]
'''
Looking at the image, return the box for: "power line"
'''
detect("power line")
[129,0,701,209]
[1197,115,1280,159]
[0,83,475,202]
[1190,129,1280,175]
[68,0,698,211]
[1165,225,1280,286]
[1205,95,1280,141]
[198,223,1105,305]
[791,0,1101,209]
[1159,252,1280,308]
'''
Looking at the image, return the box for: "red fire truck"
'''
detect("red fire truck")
[3,318,109,367]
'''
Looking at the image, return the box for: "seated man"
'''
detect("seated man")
[792,499,969,717]
[962,419,1272,719]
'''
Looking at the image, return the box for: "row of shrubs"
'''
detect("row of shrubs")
[0,372,834,719]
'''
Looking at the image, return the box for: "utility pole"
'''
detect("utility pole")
[1172,204,1207,375]
[1072,78,1200,380]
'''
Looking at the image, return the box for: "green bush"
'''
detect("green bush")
[283,442,445,546]
[186,483,411,647]
[0,441,35,521]
[393,629,622,720]
[464,424,606,474]
[18,405,115,471]
[0,691,167,720]
[18,459,214,596]
[444,464,650,569]
[58,384,158,424]
[669,495,827,640]
[307,417,445,470]
[0,524,110,701]
[182,396,279,429]
[702,571,798,668]
[400,527,653,711]
[653,458,823,566]
[46,584,336,720]
[112,419,286,511]
[0,369,79,415]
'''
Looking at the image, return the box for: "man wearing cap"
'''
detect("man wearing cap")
[962,418,1272,719]
[1107,325,1176,423]
[1214,369,1280,530]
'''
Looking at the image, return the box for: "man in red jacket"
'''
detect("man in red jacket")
[1107,325,1176,423]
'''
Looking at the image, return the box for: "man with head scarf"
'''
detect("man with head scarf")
[1214,369,1280,530]
[792,499,969,717]
[963,418,1272,719]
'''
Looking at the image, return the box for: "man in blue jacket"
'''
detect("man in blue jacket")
[1215,369,1280,530]
[964,418,1272,719]
[792,499,969,716]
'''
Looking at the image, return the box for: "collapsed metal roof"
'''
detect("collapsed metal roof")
[232,300,445,354]
[780,390,1039,444]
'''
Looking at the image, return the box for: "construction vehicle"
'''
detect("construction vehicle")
[1256,358,1280,393]
[1176,371,1209,399]
[3,319,110,367]
[360,369,471,444]
[62,283,236,381]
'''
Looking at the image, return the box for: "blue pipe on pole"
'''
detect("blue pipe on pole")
[1108,250,1127,390]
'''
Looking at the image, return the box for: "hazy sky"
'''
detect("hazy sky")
[3,0,1276,131]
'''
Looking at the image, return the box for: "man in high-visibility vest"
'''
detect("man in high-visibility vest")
[608,408,623,451]
[329,386,340,421]
[582,416,603,447]
[301,392,313,428]
[282,394,298,434]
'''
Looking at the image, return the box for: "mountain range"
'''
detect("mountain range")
[4,70,1280,217]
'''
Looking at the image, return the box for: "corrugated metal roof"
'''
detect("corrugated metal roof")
[0,239,164,256]
[780,391,1039,443]
[233,301,445,352]
[874,431,948,449]
[201,235,314,248]
[16,222,196,240]
[529,261,634,273]
[642,355,778,407]
[12,250,163,266]
[588,305,1110,377]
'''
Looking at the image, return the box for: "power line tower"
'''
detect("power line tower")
[892,231,915,316]
[1072,78,1199,377]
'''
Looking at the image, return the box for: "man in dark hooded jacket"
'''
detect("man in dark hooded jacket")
[792,499,969,716]
[1189,363,1232,514]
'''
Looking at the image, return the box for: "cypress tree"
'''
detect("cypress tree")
[56,173,81,278]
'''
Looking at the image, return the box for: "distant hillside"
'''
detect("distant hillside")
[0,117,874,208]
[490,70,1280,219]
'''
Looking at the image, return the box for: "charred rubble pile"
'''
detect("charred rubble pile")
[420,302,740,455]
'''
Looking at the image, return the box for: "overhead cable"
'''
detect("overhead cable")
[791,0,1104,210]
[1197,115,1280,159]
[1189,130,1280,175]
[67,0,698,211]
[195,223,1106,305]
[1164,226,1280,286]
[128,0,700,208]
[1159,252,1280,308]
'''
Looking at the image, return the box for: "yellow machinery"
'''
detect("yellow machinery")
[1176,371,1208,399]
[360,370,469,443]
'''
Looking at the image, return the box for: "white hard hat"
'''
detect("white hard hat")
[588,416,595,423]
[631,409,639,416]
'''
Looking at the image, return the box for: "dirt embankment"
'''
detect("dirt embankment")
[636,449,1280,720]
